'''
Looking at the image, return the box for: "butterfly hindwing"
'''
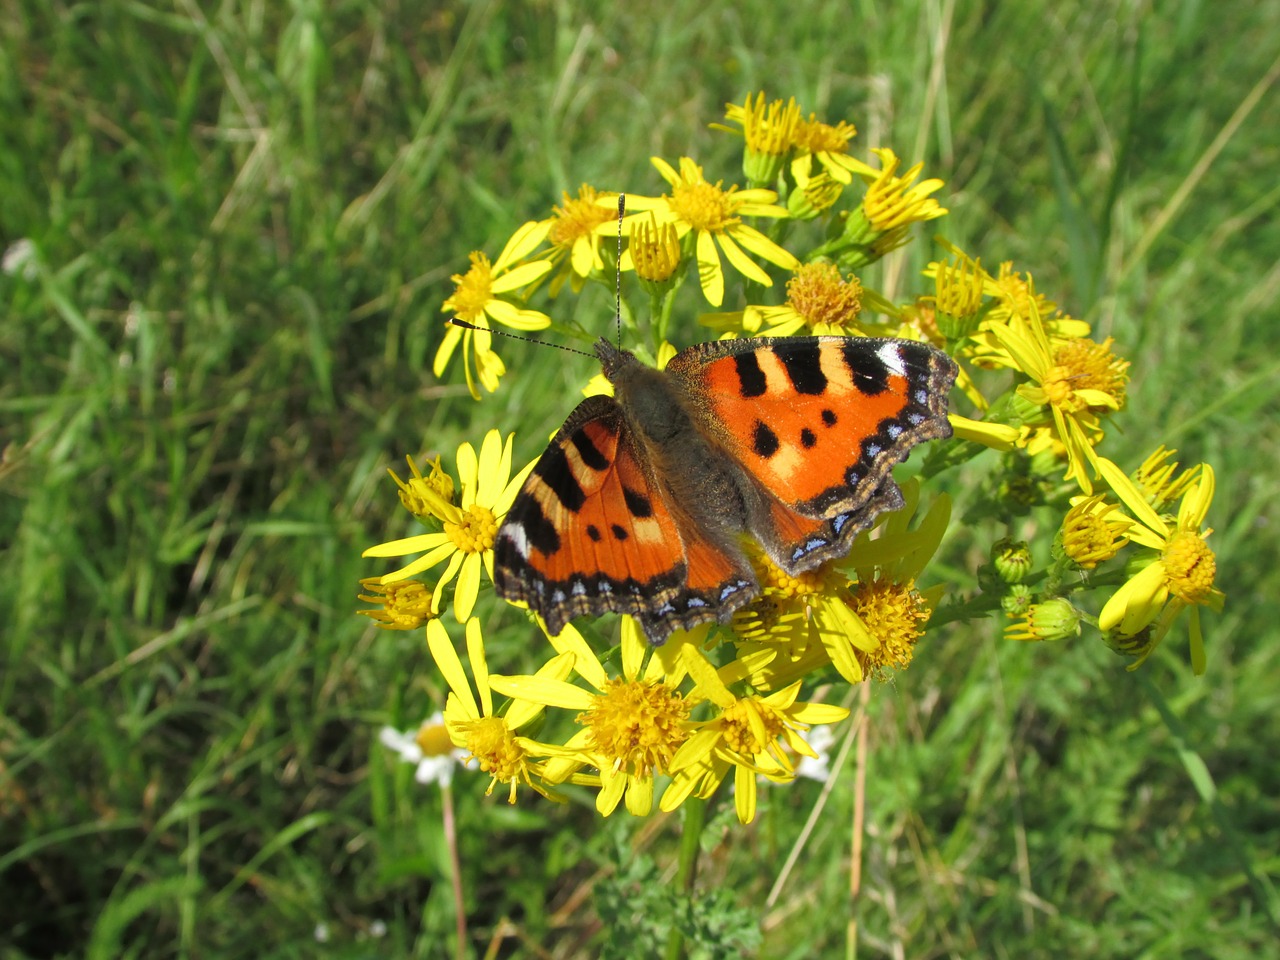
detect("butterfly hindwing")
[493,395,756,641]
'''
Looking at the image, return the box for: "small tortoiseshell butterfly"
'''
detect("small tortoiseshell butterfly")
[493,334,958,644]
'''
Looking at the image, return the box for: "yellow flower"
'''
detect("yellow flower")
[428,619,571,803]
[628,212,683,292]
[1059,494,1131,569]
[744,262,865,336]
[434,225,554,399]
[356,577,436,630]
[987,304,1129,493]
[786,170,844,220]
[386,454,455,522]
[488,620,692,816]
[716,92,802,185]
[518,184,621,294]
[363,430,535,621]
[1133,446,1202,511]
[728,548,863,686]
[663,645,849,824]
[620,156,798,307]
[927,251,987,339]
[847,147,947,233]
[790,113,861,184]
[1096,458,1223,673]
[841,481,950,678]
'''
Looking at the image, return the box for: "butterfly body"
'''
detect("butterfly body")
[494,336,957,644]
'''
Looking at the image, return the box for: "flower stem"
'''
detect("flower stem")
[441,782,468,960]
[663,795,708,960]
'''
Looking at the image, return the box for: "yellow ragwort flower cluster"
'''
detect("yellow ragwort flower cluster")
[369,91,1224,822]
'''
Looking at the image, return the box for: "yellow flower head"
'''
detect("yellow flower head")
[664,645,849,824]
[717,92,802,185]
[489,620,691,817]
[745,262,864,337]
[428,619,571,803]
[855,147,948,233]
[1059,494,1131,569]
[356,577,436,631]
[1133,446,1202,511]
[434,225,554,399]
[929,251,987,339]
[790,113,861,184]
[628,212,683,288]
[618,156,798,307]
[387,454,455,522]
[543,184,620,292]
[848,577,931,677]
[363,430,535,622]
[1005,598,1082,643]
[1096,458,1223,673]
[988,304,1122,493]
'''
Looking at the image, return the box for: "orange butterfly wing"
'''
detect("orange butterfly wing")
[493,395,756,641]
[666,336,957,573]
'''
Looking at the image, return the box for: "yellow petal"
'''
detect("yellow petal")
[649,155,680,185]
[489,674,596,711]
[432,323,463,377]
[484,299,551,331]
[624,773,653,816]
[695,229,725,307]
[490,258,553,292]
[363,532,447,558]
[494,220,551,272]
[1099,559,1169,634]
[465,618,491,717]
[506,652,576,728]
[456,441,479,504]
[453,553,481,621]
[1178,463,1215,529]
[544,621,609,692]
[728,222,800,270]
[716,230,773,286]
[496,457,538,515]
[734,764,757,824]
[427,620,479,719]
[1097,457,1169,539]
[475,429,506,507]
[681,644,735,707]
[597,766,627,816]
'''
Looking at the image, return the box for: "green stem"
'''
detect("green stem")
[662,795,708,960]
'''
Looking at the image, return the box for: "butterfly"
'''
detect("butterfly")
[493,335,958,645]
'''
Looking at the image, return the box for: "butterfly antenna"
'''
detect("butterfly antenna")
[614,192,625,349]
[447,318,596,360]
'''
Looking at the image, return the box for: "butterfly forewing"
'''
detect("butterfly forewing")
[667,336,957,518]
[494,395,756,641]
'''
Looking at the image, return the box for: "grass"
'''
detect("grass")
[3,0,1279,956]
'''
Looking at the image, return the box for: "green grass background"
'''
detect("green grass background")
[3,1,1279,957]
